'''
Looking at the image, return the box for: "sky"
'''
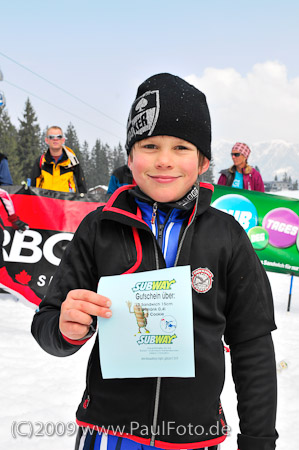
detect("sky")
[1,0,299,152]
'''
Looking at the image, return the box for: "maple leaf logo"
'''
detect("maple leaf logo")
[15,270,32,285]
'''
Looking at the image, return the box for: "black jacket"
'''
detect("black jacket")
[31,183,277,450]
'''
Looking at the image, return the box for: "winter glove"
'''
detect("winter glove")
[8,214,29,232]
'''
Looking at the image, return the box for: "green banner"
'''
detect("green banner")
[211,185,299,276]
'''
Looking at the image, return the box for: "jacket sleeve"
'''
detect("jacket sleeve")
[231,334,278,450]
[255,171,265,193]
[107,174,120,195]
[74,164,87,193]
[0,188,15,215]
[31,211,99,356]
[30,157,41,187]
[217,174,227,186]
[224,227,278,449]
[0,158,13,185]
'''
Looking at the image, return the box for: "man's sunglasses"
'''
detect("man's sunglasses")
[47,134,63,140]
[231,153,241,157]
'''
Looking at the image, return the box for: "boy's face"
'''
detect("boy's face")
[128,136,210,203]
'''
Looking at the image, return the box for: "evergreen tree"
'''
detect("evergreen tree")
[0,108,20,183]
[17,98,41,181]
[111,143,126,173]
[80,140,91,189]
[104,143,113,175]
[199,157,214,183]
[90,139,109,187]
[274,174,278,181]
[40,127,48,154]
[103,143,112,183]
[64,122,82,162]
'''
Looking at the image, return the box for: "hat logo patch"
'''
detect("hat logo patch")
[127,90,160,143]
[135,97,148,112]
[191,267,214,293]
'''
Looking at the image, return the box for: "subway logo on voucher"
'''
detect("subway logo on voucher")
[132,279,176,292]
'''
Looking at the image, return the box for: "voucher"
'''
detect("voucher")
[97,266,195,379]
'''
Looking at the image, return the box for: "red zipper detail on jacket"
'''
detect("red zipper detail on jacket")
[123,227,143,274]
[103,184,136,210]
[199,182,214,192]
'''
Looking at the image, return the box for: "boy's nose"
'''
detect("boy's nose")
[155,150,173,168]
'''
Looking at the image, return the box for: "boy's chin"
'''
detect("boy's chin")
[150,193,182,203]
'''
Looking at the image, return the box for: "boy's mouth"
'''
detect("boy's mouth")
[149,175,179,183]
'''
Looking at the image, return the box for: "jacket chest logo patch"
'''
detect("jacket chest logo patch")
[191,268,214,293]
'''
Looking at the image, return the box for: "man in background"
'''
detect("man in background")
[31,126,87,193]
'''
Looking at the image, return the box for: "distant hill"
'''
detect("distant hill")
[212,140,299,182]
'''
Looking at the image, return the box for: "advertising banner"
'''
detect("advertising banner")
[1,184,299,309]
[0,186,105,308]
[212,185,299,276]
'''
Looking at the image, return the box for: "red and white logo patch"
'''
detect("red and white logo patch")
[191,267,214,293]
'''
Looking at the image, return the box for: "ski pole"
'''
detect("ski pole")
[287,274,294,312]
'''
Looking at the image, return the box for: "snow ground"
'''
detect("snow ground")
[1,190,298,449]
[0,271,297,450]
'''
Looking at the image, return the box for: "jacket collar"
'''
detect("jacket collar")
[225,164,253,175]
[103,182,214,224]
[45,148,68,164]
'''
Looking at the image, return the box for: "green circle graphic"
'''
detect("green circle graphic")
[248,226,269,250]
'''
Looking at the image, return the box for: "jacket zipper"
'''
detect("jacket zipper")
[149,206,183,446]
[121,227,133,263]
[150,208,161,446]
[150,377,162,445]
[174,197,198,266]
[151,202,158,224]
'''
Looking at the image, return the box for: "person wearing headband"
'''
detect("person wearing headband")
[217,142,264,191]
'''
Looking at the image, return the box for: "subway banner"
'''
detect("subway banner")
[212,185,299,277]
[0,186,105,308]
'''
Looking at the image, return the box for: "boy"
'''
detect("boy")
[32,74,277,450]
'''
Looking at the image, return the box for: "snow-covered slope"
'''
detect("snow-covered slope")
[0,269,297,450]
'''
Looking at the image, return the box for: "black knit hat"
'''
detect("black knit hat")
[126,73,211,160]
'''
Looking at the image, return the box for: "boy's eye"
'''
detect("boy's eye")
[176,146,189,150]
[143,144,157,149]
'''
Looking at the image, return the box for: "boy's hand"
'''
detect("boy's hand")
[59,289,112,341]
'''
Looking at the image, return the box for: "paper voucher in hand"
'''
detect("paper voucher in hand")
[97,266,195,379]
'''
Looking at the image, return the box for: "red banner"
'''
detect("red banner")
[0,186,105,308]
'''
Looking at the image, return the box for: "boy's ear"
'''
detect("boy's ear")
[127,154,132,170]
[198,157,210,176]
